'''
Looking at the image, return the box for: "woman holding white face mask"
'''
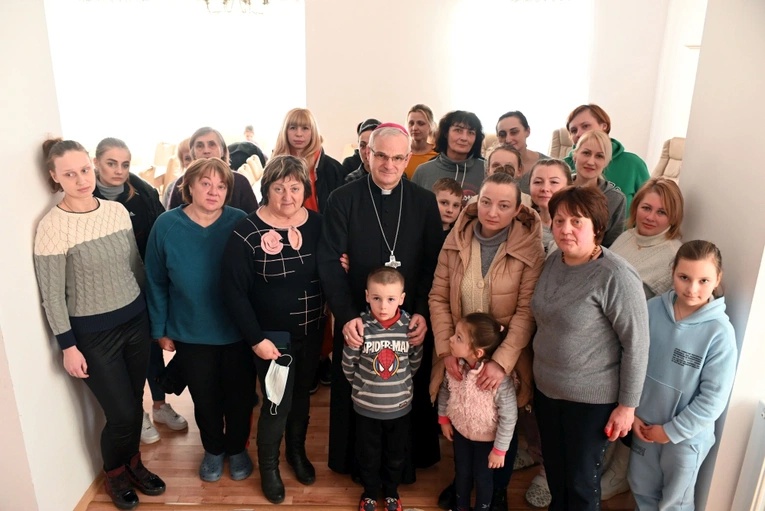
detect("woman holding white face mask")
[221,155,327,504]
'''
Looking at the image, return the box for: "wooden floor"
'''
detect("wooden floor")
[84,381,636,510]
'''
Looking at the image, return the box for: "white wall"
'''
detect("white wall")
[645,0,707,169]
[679,0,765,508]
[1,1,105,510]
[44,0,306,169]
[306,0,597,160]
[588,0,669,160]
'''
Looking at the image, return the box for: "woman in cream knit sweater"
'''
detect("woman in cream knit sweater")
[600,177,685,500]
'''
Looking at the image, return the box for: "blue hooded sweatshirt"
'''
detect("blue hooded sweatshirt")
[636,290,737,444]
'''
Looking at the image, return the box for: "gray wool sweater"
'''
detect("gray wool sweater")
[531,247,649,407]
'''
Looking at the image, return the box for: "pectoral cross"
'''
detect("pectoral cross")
[385,253,401,269]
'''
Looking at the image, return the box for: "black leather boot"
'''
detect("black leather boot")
[104,465,139,510]
[285,417,316,485]
[259,443,285,504]
[126,452,166,496]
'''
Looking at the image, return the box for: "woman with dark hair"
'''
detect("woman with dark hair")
[145,158,255,485]
[34,139,165,510]
[531,185,649,510]
[429,172,545,510]
[221,155,327,504]
[495,111,549,194]
[412,110,486,202]
[563,103,650,209]
[272,108,345,213]
[92,137,188,445]
[168,127,258,213]
[405,103,438,179]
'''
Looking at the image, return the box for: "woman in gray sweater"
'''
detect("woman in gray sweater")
[531,185,649,511]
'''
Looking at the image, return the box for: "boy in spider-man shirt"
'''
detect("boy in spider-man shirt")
[342,267,423,511]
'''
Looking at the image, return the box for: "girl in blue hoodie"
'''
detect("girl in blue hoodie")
[628,240,737,510]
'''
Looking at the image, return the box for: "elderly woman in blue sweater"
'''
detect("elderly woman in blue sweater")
[531,185,649,511]
[145,158,255,484]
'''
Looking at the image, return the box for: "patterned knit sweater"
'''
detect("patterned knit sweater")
[342,309,423,420]
[437,360,517,453]
[33,199,145,350]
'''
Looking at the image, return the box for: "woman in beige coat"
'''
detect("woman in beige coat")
[429,172,545,511]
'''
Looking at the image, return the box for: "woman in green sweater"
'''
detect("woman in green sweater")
[144,158,255,485]
[563,103,650,210]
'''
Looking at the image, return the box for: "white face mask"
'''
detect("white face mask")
[265,354,292,415]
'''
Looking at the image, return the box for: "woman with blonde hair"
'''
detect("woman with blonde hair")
[599,177,685,500]
[92,137,188,445]
[272,108,344,213]
[571,130,626,247]
[405,103,438,178]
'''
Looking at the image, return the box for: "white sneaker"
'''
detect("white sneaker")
[141,411,160,444]
[152,403,188,431]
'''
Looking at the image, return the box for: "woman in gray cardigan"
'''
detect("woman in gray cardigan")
[531,185,649,511]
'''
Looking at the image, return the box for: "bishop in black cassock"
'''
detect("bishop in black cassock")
[318,126,443,479]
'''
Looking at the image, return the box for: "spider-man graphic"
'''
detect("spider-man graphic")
[373,347,400,380]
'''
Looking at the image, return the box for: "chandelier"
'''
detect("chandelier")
[205,0,269,13]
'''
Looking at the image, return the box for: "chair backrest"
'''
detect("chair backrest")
[652,137,685,183]
[153,142,177,168]
[549,128,573,159]
[482,133,498,158]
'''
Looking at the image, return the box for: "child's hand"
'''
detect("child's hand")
[440,423,453,441]
[641,424,670,444]
[632,416,651,442]
[488,451,505,469]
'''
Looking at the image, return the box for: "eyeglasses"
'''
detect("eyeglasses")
[370,151,408,164]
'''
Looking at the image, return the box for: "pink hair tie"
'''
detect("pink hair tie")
[375,122,409,136]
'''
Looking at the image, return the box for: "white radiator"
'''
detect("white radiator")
[732,401,765,511]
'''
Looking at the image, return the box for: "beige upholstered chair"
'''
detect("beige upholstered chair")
[549,128,574,159]
[139,166,155,186]
[652,137,685,183]
[482,133,498,157]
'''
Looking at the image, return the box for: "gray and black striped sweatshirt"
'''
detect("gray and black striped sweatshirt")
[342,309,423,420]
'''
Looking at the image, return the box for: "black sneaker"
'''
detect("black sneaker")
[438,481,456,510]
[490,486,508,511]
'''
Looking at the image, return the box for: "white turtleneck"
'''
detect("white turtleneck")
[609,227,682,298]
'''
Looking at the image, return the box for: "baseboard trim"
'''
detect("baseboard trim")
[72,473,102,511]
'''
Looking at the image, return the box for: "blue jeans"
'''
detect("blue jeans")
[535,389,614,511]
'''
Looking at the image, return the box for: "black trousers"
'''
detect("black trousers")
[535,389,614,511]
[355,413,410,499]
[253,332,322,448]
[174,340,255,455]
[453,429,494,511]
[77,310,151,471]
